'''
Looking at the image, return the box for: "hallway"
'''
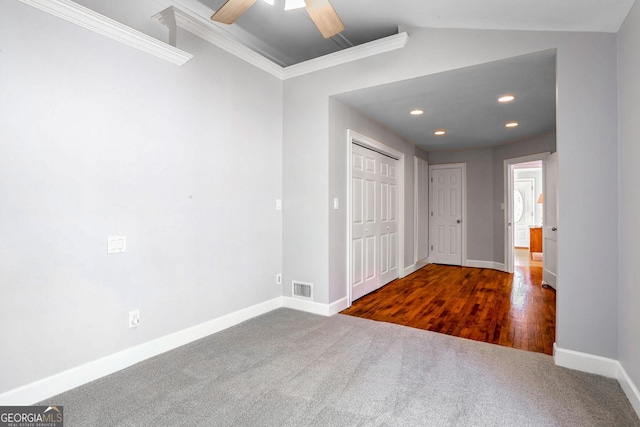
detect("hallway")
[341,258,556,355]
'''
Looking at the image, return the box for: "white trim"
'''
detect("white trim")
[504,153,550,273]
[165,5,408,80]
[0,297,282,405]
[414,156,429,266]
[619,364,640,418]
[346,130,406,307]
[404,258,429,276]
[554,344,640,419]
[282,296,348,316]
[282,33,409,79]
[170,6,284,78]
[465,260,505,271]
[18,0,193,66]
[554,343,619,378]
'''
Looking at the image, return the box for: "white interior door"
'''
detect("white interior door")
[430,165,464,266]
[352,145,378,300]
[351,144,399,300]
[379,155,399,285]
[543,152,558,288]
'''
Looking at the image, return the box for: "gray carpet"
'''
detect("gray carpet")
[40,309,639,426]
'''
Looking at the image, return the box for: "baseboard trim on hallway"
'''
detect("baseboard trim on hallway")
[0,297,283,406]
[282,296,348,316]
[465,260,506,271]
[403,259,429,277]
[554,343,640,418]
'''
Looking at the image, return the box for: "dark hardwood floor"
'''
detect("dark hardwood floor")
[341,251,556,355]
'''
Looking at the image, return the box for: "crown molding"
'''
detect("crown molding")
[18,0,193,66]
[166,6,408,80]
[168,6,285,79]
[282,32,408,79]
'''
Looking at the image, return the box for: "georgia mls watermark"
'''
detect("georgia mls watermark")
[0,406,63,427]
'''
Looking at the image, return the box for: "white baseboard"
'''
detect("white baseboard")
[553,344,619,378]
[282,296,348,316]
[554,344,640,419]
[403,258,429,277]
[0,297,283,406]
[618,364,640,418]
[465,260,505,271]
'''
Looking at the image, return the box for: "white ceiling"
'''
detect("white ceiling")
[165,0,635,150]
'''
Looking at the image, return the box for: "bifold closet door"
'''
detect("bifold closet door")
[352,144,398,301]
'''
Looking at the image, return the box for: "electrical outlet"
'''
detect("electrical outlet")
[129,309,140,328]
[276,274,282,285]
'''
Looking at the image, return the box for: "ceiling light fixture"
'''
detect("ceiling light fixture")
[284,0,306,10]
[505,122,519,128]
[434,129,446,136]
[498,95,515,103]
[410,109,425,116]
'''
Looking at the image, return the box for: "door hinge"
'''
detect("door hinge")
[431,177,433,182]
[431,211,433,217]
[431,245,433,251]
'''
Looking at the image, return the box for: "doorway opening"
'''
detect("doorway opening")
[505,153,549,273]
[513,161,543,270]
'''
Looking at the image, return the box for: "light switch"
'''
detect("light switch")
[333,198,339,210]
[108,236,126,254]
[276,199,282,211]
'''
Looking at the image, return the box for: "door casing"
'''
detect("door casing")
[504,152,550,273]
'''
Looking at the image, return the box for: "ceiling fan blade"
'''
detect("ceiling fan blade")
[211,0,257,24]
[304,0,345,38]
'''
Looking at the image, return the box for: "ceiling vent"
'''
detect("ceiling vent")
[292,281,313,300]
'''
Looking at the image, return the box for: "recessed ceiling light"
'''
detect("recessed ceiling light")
[505,122,519,128]
[410,109,425,116]
[434,129,446,136]
[499,95,515,103]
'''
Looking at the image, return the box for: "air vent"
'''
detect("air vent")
[292,281,313,300]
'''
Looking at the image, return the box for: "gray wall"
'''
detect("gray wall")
[618,0,640,396]
[327,99,428,303]
[0,0,283,394]
[428,133,554,264]
[427,148,495,263]
[492,133,556,262]
[283,28,619,360]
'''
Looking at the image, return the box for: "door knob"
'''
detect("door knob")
[552,227,557,231]
[457,220,461,224]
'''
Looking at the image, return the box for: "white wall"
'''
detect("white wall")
[0,0,283,395]
[618,0,640,396]
[283,28,619,359]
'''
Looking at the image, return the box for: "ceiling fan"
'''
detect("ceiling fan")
[211,0,345,39]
